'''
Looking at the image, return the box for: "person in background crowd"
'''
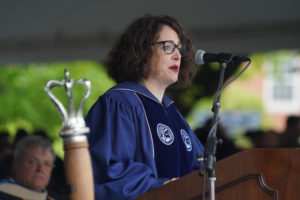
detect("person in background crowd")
[0,143,13,180]
[245,129,280,148]
[33,129,70,200]
[0,135,55,200]
[279,115,300,147]
[0,132,14,180]
[195,118,240,160]
[13,129,28,147]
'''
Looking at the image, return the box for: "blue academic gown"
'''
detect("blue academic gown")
[86,82,204,200]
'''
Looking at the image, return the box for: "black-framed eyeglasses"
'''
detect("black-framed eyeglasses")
[151,40,187,57]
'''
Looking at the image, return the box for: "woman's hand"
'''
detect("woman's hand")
[163,177,179,185]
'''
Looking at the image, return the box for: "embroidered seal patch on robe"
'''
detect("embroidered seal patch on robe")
[136,93,194,178]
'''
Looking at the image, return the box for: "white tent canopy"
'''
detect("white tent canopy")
[1,0,300,64]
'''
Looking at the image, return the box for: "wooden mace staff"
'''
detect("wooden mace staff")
[44,69,94,200]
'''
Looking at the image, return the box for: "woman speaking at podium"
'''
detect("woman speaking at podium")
[85,14,204,200]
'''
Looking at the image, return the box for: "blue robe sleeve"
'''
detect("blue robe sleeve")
[86,93,168,200]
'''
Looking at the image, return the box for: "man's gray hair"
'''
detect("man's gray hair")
[14,135,56,163]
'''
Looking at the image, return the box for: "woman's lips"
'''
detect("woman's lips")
[169,65,179,73]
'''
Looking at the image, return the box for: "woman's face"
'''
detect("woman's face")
[147,25,182,88]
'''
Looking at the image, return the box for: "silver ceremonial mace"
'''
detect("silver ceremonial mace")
[44,69,94,200]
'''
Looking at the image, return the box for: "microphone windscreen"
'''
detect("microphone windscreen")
[193,50,206,65]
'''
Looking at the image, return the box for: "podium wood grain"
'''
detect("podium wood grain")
[136,148,300,200]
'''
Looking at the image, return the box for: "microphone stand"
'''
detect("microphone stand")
[199,56,251,200]
[203,62,227,200]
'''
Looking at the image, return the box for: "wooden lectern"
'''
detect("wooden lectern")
[136,148,300,200]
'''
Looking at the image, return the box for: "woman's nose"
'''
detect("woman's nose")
[172,48,181,60]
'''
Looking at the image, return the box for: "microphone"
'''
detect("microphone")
[193,49,250,65]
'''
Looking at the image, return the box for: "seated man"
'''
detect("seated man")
[0,135,55,200]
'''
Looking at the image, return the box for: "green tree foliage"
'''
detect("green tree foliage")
[0,60,115,157]
[167,62,241,116]
[1,50,297,154]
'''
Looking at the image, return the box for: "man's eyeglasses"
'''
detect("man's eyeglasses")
[26,157,54,169]
[151,40,187,57]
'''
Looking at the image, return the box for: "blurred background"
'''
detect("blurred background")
[1,0,300,158]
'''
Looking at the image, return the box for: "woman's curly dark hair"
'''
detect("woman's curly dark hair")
[106,14,196,88]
